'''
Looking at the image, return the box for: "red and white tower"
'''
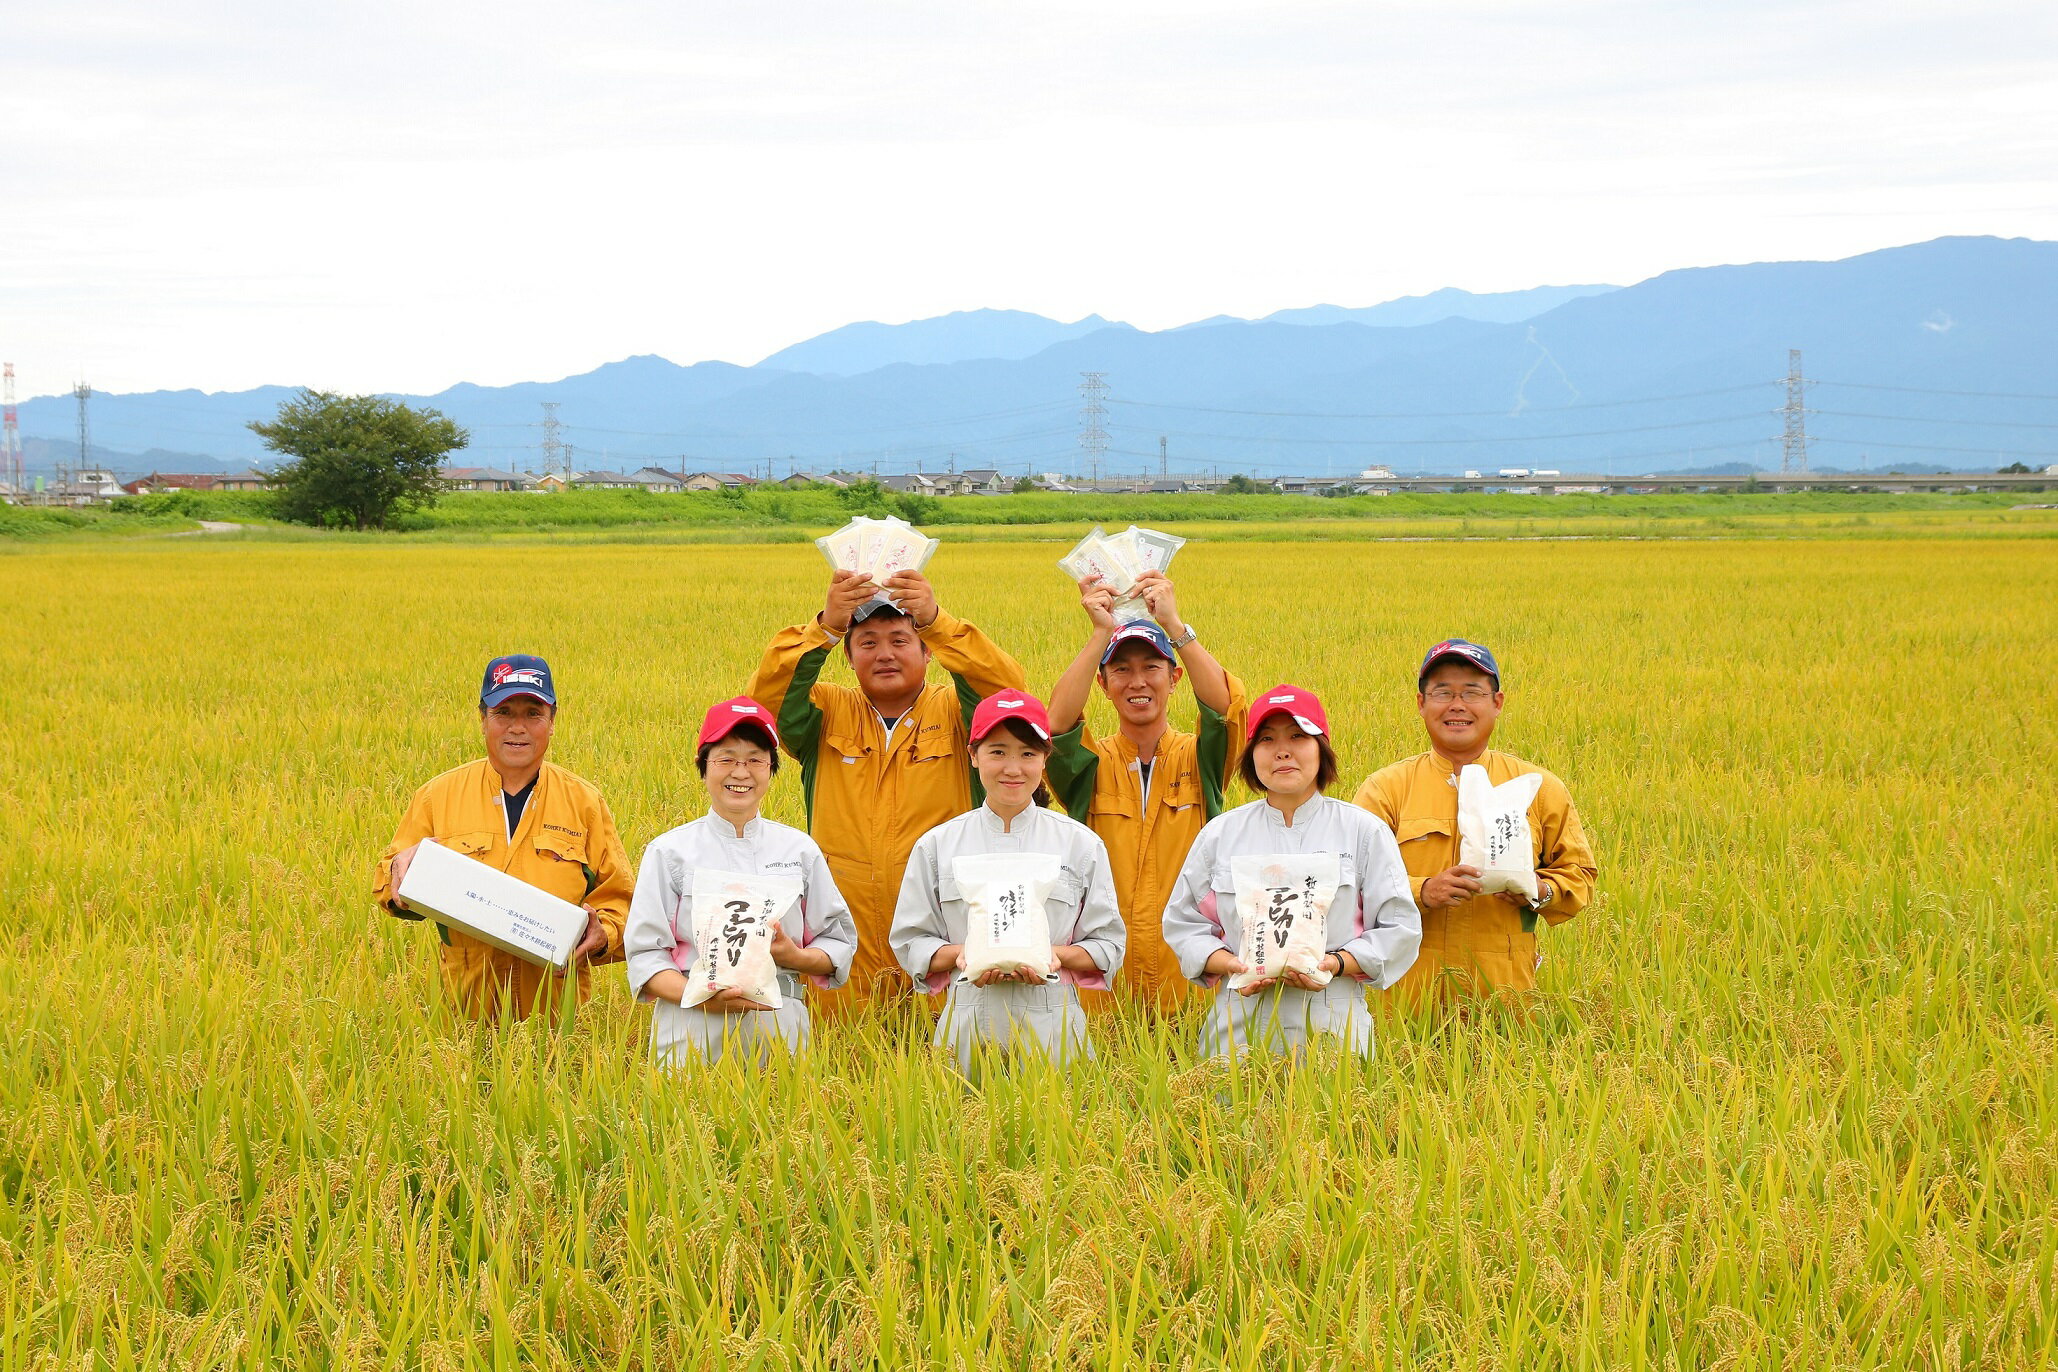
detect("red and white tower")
[1,363,21,495]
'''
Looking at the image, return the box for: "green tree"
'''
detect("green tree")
[1011,475,1037,493]
[251,390,468,530]
[1217,473,1270,494]
[1999,461,2032,475]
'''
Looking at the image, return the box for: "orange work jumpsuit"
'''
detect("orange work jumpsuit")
[1352,748,1595,1011]
[374,759,633,1021]
[1046,674,1248,1015]
[747,609,1025,1019]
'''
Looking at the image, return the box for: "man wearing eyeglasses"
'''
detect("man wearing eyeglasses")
[1352,640,1596,1010]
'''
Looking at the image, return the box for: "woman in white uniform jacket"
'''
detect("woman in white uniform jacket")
[626,698,857,1066]
[891,691,1125,1071]
[1162,684,1420,1059]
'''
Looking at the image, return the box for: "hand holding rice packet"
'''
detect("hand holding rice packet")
[1056,524,1188,621]
[1228,853,1343,990]
[954,853,1061,984]
[680,868,805,1010]
[815,515,940,599]
[1456,765,1544,904]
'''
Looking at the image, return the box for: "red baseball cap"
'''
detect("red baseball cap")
[969,690,1052,743]
[1246,684,1329,741]
[697,697,781,751]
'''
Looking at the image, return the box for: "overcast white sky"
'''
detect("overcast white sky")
[6,0,2055,398]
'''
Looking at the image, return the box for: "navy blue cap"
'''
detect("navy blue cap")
[1101,620,1177,665]
[481,654,557,707]
[1417,639,1499,689]
[849,595,912,627]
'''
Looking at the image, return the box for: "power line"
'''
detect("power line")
[1102,382,1773,421]
[1109,412,1769,447]
[1814,380,2058,402]
[1813,409,2058,430]
[1806,436,2058,458]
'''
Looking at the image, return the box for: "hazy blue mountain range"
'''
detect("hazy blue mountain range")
[1176,284,1621,332]
[757,309,1132,375]
[18,237,2057,478]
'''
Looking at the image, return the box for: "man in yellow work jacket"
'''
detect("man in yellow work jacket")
[1046,571,1247,1015]
[1353,639,1596,1011]
[375,655,634,1021]
[748,568,1025,1017]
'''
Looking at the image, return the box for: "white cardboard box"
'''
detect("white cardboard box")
[396,837,589,969]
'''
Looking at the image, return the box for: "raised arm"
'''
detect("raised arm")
[1049,576,1119,733]
[745,570,875,761]
[1046,577,1118,818]
[883,569,1027,703]
[1134,571,1231,717]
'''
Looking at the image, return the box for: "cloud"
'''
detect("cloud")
[5,0,2056,397]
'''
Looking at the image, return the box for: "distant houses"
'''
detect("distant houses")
[121,469,268,495]
[438,466,527,492]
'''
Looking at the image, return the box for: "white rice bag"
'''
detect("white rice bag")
[1229,853,1342,990]
[1058,527,1157,621]
[954,853,1060,983]
[871,521,939,584]
[1057,526,1135,592]
[814,517,871,574]
[680,868,805,1010]
[1457,765,1545,903]
[1125,525,1187,574]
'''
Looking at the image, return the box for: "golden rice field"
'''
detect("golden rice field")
[5,530,2056,1369]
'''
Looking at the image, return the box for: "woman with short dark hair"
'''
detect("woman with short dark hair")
[1162,684,1421,1059]
[891,691,1124,1072]
[624,698,857,1067]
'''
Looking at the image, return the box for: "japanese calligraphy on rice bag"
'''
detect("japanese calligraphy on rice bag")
[680,868,805,1010]
[1228,852,1342,990]
[954,853,1060,982]
[814,516,939,590]
[1456,765,1544,903]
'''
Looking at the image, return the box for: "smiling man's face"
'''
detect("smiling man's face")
[1099,641,1182,728]
[1417,661,1503,758]
[481,697,554,781]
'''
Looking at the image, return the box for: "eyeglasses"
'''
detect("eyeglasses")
[1423,686,1494,704]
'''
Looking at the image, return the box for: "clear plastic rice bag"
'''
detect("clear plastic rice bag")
[1057,526,1138,595]
[680,868,805,1010]
[814,518,869,573]
[1228,852,1342,990]
[1457,766,1544,903]
[815,515,939,604]
[1058,526,1160,621]
[1125,525,1187,574]
[954,853,1061,983]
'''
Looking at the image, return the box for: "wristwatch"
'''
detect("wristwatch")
[1167,621,1199,650]
[1531,881,1555,912]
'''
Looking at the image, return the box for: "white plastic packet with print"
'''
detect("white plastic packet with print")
[680,868,805,1010]
[1058,526,1175,623]
[953,853,1061,983]
[1125,525,1187,574]
[1456,765,1544,903]
[815,515,939,609]
[1228,852,1343,990]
